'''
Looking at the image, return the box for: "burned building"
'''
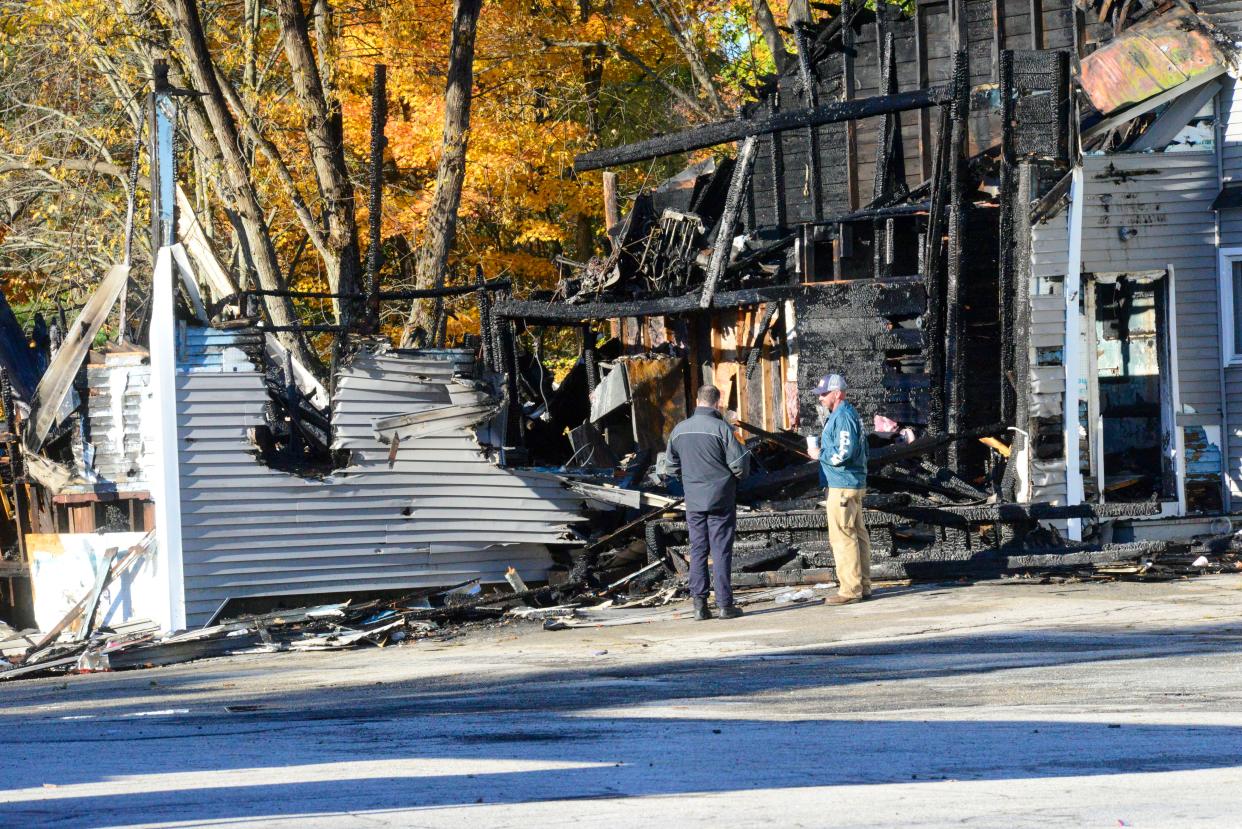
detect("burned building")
[492,0,1242,580]
[6,0,1242,668]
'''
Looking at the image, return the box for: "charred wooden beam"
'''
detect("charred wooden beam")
[494,283,809,323]
[701,136,759,309]
[791,20,823,222]
[944,49,969,469]
[923,501,1159,522]
[476,266,495,371]
[923,106,951,439]
[914,4,932,181]
[744,302,781,379]
[573,86,952,172]
[999,51,1017,426]
[872,22,907,281]
[239,278,510,301]
[990,0,1004,83]
[363,64,387,333]
[806,201,931,228]
[842,0,859,211]
[501,320,523,448]
[870,422,1006,465]
[767,93,786,227]
[582,324,598,391]
[1003,162,1035,501]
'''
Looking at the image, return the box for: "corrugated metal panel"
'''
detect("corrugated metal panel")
[175,330,586,626]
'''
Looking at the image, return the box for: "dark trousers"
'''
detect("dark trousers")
[686,507,736,607]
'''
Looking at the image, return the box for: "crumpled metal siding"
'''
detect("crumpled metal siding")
[1079,8,1231,115]
[175,329,584,626]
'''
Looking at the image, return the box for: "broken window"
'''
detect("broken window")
[1085,272,1176,504]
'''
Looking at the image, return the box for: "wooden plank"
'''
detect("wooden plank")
[843,0,859,211]
[69,505,95,534]
[915,3,933,180]
[991,0,1005,83]
[52,490,152,505]
[701,136,759,309]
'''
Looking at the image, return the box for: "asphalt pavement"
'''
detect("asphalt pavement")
[3,575,1242,828]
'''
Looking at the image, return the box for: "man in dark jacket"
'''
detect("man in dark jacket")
[664,384,751,620]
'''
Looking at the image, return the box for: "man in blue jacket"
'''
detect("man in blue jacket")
[810,373,872,605]
[664,384,751,620]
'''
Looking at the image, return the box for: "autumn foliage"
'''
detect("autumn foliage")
[0,0,790,343]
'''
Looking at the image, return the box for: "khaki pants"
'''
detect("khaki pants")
[826,487,871,599]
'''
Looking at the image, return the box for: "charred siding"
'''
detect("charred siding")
[1079,154,1220,414]
[745,0,1077,221]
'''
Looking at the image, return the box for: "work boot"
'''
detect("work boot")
[693,597,714,621]
[826,594,861,606]
[718,604,743,619]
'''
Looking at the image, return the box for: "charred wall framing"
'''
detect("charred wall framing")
[500,0,1074,484]
[743,0,1077,230]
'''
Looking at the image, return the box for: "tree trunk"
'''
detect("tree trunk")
[244,0,260,90]
[274,0,362,325]
[161,0,320,373]
[612,43,714,121]
[752,0,792,74]
[647,0,727,117]
[215,68,330,267]
[401,0,482,346]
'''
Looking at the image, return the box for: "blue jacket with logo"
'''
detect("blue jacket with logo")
[818,401,868,489]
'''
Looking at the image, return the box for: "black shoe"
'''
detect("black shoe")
[718,605,743,620]
[693,597,714,621]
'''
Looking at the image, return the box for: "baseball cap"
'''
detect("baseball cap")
[813,373,847,395]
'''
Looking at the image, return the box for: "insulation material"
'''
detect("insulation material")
[78,350,153,490]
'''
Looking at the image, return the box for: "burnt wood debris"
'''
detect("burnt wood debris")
[5,0,1242,678]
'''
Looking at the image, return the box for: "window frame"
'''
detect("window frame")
[1218,247,1242,366]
